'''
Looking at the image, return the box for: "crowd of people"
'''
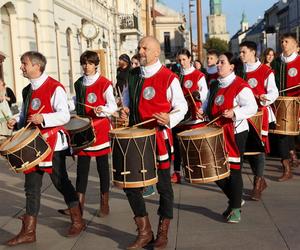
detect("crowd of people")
[1,32,300,249]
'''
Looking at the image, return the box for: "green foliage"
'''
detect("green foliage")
[204,37,229,53]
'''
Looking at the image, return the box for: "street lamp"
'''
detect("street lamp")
[189,0,195,53]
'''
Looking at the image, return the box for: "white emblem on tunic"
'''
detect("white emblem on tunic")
[31,98,41,110]
[143,87,156,100]
[248,78,258,88]
[184,80,193,89]
[215,95,224,106]
[288,68,298,77]
[87,93,97,103]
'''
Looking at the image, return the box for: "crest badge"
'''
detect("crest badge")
[248,78,258,88]
[215,95,224,106]
[143,87,156,100]
[87,93,97,103]
[288,68,298,77]
[31,98,41,110]
[184,80,193,89]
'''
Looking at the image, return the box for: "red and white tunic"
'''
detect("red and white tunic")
[77,74,117,157]
[179,66,208,130]
[245,60,278,152]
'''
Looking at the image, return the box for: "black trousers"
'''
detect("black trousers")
[76,155,110,194]
[247,153,265,177]
[124,168,174,219]
[25,150,78,216]
[215,130,248,209]
[172,127,182,172]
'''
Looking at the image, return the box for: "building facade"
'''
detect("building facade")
[0,0,142,102]
[206,0,229,42]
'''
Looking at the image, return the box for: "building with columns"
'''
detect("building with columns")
[0,0,142,102]
[206,0,229,42]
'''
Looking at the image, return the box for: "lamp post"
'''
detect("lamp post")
[189,0,195,53]
[196,0,203,61]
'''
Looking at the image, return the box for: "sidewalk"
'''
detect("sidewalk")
[0,156,299,250]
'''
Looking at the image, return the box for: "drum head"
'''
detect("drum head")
[178,126,222,139]
[110,127,155,138]
[65,116,90,130]
[0,128,37,151]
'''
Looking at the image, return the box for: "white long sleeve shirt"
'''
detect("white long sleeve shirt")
[203,72,257,134]
[245,60,279,123]
[123,60,188,129]
[18,73,70,151]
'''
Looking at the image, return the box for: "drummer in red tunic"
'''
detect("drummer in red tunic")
[58,50,118,217]
[200,52,257,223]
[271,33,300,181]
[171,48,208,184]
[239,41,278,200]
[120,36,187,249]
[6,51,85,246]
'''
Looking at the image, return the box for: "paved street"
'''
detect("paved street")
[0,156,299,250]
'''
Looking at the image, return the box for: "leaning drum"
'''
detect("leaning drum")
[269,96,300,135]
[110,127,157,188]
[64,115,96,152]
[178,126,230,184]
[0,127,51,173]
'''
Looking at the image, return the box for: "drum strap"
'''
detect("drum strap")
[206,80,220,120]
[74,77,86,115]
[20,84,33,128]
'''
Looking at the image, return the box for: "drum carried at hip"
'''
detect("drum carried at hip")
[110,127,157,188]
[0,127,51,173]
[269,96,300,135]
[177,126,230,184]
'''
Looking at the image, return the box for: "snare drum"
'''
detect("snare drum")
[178,126,230,184]
[270,96,300,135]
[64,115,96,152]
[110,127,157,188]
[0,127,51,173]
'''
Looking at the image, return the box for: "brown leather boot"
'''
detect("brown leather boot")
[251,176,267,201]
[6,215,37,246]
[98,192,109,217]
[278,159,293,182]
[58,192,85,216]
[126,216,154,250]
[153,217,171,249]
[67,204,86,237]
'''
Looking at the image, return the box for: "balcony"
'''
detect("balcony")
[119,14,138,29]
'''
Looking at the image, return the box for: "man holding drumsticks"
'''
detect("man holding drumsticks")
[6,51,85,246]
[120,36,187,249]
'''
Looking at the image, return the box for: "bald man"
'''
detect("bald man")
[121,36,188,249]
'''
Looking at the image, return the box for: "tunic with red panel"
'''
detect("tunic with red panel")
[273,54,300,97]
[209,77,249,170]
[246,63,273,152]
[74,76,111,157]
[128,66,176,169]
[179,69,207,130]
[23,77,66,174]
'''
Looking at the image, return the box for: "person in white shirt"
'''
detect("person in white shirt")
[171,48,208,184]
[6,51,85,246]
[239,40,279,200]
[200,52,257,223]
[120,36,187,249]
[58,51,118,218]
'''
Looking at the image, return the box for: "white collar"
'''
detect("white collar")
[30,72,49,90]
[140,60,162,78]
[245,59,261,72]
[207,65,218,74]
[83,72,100,86]
[218,72,236,88]
[181,65,195,75]
[280,52,298,63]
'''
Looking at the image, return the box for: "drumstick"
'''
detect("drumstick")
[131,109,181,128]
[13,105,45,140]
[0,110,9,122]
[279,84,300,93]
[117,86,124,108]
[187,89,198,110]
[205,105,239,127]
[76,102,119,117]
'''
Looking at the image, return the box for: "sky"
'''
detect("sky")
[160,0,279,40]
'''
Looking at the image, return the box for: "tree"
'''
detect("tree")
[204,37,229,53]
